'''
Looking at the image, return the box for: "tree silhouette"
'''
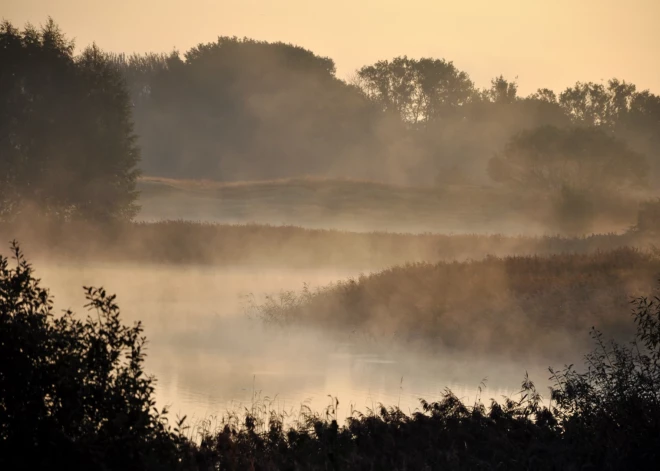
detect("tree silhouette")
[485,75,518,104]
[356,56,476,125]
[0,243,185,470]
[0,20,140,222]
[120,37,388,181]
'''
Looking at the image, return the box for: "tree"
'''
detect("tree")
[355,56,476,125]
[0,20,140,222]
[484,75,518,104]
[529,88,558,104]
[559,79,635,127]
[558,79,660,181]
[488,125,648,193]
[107,52,173,108]
[418,82,569,185]
[124,37,389,181]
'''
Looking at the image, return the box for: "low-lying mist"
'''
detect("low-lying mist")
[1,216,655,271]
[247,247,660,363]
[32,258,552,422]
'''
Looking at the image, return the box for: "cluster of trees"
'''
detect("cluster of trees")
[0,20,140,222]
[2,243,659,469]
[1,18,659,222]
[109,39,398,182]
[117,43,660,193]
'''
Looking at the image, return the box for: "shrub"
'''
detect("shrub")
[0,242,186,470]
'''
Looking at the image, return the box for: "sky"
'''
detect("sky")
[4,0,660,95]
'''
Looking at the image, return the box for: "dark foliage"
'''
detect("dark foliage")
[0,20,140,222]
[111,37,393,182]
[0,242,184,470]
[114,40,660,188]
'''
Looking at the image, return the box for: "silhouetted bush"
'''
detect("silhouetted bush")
[549,294,660,468]
[0,242,186,470]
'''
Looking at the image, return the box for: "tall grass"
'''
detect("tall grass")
[248,247,660,360]
[0,218,652,269]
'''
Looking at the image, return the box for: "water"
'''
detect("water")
[37,262,552,425]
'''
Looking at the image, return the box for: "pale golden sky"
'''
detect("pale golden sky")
[4,0,659,94]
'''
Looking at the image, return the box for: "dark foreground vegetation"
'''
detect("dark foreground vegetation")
[2,243,660,470]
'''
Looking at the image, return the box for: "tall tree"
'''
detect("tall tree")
[0,19,140,221]
[485,75,518,104]
[559,79,660,181]
[355,56,476,125]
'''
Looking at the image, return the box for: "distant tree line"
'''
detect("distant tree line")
[1,18,659,221]
[115,44,659,191]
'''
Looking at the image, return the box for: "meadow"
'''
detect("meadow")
[137,176,645,235]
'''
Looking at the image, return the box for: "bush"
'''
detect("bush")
[0,242,186,470]
[549,294,660,468]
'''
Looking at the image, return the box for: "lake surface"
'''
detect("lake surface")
[37,262,553,425]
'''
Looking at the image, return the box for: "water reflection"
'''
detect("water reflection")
[36,261,552,424]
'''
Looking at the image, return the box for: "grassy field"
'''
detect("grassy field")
[137,176,641,235]
[247,247,660,360]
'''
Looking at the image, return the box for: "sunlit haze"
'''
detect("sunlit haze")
[4,0,660,467]
[4,0,660,94]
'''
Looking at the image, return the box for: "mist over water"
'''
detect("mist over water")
[35,262,551,423]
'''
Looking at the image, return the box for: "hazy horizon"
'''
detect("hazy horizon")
[4,0,660,95]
